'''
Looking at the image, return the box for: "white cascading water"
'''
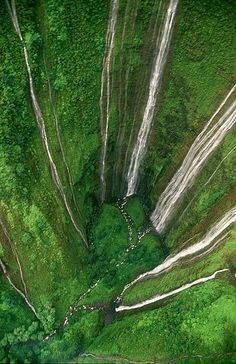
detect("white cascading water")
[100,0,119,202]
[7,0,87,246]
[0,218,28,298]
[121,0,164,195]
[118,207,236,298]
[178,144,236,223]
[126,0,179,197]
[151,85,236,233]
[0,258,37,316]
[112,0,139,196]
[44,59,83,220]
[116,268,229,312]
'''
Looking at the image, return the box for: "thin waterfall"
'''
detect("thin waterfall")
[118,207,236,298]
[100,0,119,202]
[6,0,87,247]
[0,218,28,298]
[116,268,229,312]
[177,144,236,224]
[121,0,164,196]
[0,258,37,317]
[112,0,138,198]
[151,85,236,233]
[44,57,83,221]
[126,0,179,197]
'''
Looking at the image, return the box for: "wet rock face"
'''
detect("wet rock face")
[104,303,117,326]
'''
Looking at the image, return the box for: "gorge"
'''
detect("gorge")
[0,0,235,363]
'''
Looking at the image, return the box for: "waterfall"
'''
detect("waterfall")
[112,0,138,198]
[151,85,236,232]
[116,268,229,311]
[0,258,37,317]
[0,218,28,298]
[44,57,83,221]
[126,0,179,197]
[100,0,119,202]
[118,207,236,298]
[178,144,236,224]
[7,0,87,247]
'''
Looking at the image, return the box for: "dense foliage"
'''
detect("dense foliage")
[0,0,235,362]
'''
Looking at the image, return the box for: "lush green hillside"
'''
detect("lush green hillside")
[88,279,236,362]
[142,0,236,203]
[0,0,235,362]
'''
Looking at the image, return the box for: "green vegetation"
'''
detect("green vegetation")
[0,276,103,363]
[166,127,236,250]
[124,197,146,229]
[0,0,235,362]
[88,279,236,362]
[107,0,170,198]
[142,0,236,206]
[83,201,163,305]
[0,0,91,321]
[122,232,236,305]
[36,0,109,219]
[0,278,37,363]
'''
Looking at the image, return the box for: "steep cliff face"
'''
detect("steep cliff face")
[0,0,107,320]
[0,0,235,362]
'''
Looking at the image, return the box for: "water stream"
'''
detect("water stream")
[100,0,119,202]
[44,58,83,220]
[116,268,229,312]
[151,85,236,233]
[0,258,37,316]
[0,218,28,298]
[126,0,179,197]
[7,0,87,246]
[118,207,236,298]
